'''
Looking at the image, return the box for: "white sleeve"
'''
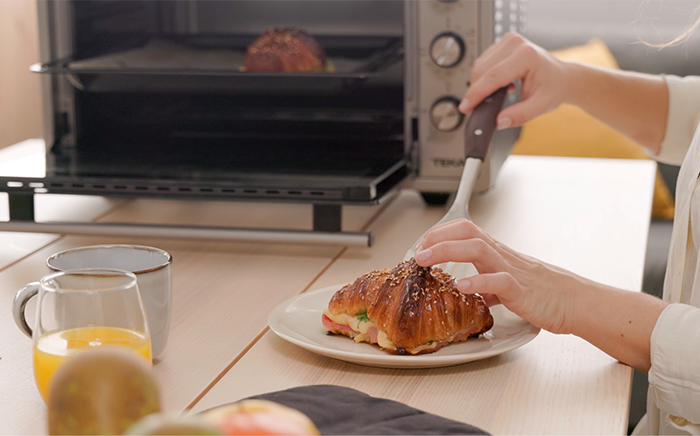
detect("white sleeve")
[647,75,700,166]
[648,303,700,428]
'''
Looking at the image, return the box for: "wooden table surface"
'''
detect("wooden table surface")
[0,142,656,435]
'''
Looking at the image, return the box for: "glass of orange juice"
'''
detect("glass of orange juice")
[14,268,151,403]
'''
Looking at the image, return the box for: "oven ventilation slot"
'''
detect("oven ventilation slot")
[12,181,346,200]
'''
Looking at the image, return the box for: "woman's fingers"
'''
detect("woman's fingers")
[417,219,496,252]
[469,33,523,83]
[495,91,554,128]
[459,43,537,114]
[474,32,516,66]
[457,272,519,305]
[458,34,568,127]
[413,218,580,336]
[415,219,532,272]
[459,33,525,112]
[415,239,507,273]
[470,292,501,308]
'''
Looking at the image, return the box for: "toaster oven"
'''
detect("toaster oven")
[0,0,522,246]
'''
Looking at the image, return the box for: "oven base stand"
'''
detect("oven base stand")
[313,204,342,232]
[9,193,35,221]
[1,195,373,247]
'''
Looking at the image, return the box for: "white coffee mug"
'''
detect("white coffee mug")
[13,245,172,358]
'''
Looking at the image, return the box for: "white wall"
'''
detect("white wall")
[524,0,700,40]
[0,0,42,150]
[523,0,700,75]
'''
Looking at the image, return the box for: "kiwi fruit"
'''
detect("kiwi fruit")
[47,347,161,435]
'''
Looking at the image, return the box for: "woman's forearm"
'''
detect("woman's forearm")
[563,62,669,155]
[572,282,668,373]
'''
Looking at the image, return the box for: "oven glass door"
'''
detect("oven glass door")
[19,0,409,204]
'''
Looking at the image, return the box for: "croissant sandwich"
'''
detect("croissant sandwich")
[322,258,493,354]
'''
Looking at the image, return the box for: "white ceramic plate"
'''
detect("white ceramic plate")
[268,284,540,369]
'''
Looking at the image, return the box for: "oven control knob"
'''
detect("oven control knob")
[430,97,465,132]
[430,33,465,68]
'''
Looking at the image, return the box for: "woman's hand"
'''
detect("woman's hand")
[414,219,593,335]
[460,32,669,152]
[414,219,669,372]
[459,33,570,130]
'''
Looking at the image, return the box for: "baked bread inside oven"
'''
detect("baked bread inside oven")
[322,258,494,354]
[244,27,326,72]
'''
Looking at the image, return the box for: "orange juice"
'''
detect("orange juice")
[33,326,151,402]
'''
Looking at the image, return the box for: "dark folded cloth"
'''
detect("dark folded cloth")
[242,384,489,435]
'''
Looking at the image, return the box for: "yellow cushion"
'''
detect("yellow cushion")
[511,39,675,220]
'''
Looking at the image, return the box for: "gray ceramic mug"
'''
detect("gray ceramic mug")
[13,245,172,358]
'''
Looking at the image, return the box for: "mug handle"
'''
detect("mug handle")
[13,282,39,338]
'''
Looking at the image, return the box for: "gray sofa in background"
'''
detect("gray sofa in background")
[522,0,699,431]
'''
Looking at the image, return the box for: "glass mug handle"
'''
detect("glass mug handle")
[13,282,39,338]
